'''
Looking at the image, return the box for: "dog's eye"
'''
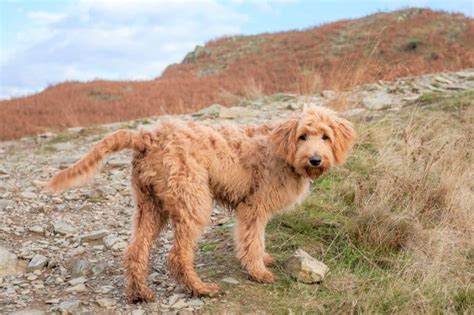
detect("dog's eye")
[322,134,329,140]
[298,134,307,141]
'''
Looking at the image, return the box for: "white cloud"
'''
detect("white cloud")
[0,0,248,99]
[27,11,66,25]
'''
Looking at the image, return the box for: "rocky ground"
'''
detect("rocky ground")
[1,69,473,314]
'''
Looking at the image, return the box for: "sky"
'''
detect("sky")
[1,0,473,100]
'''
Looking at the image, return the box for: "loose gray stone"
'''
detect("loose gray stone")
[0,167,8,175]
[186,299,204,307]
[221,277,239,285]
[68,276,87,286]
[69,246,86,257]
[285,249,329,284]
[97,186,117,195]
[28,225,44,234]
[111,240,127,250]
[168,293,186,306]
[53,221,76,235]
[27,255,48,272]
[91,263,106,275]
[70,260,91,277]
[171,299,188,309]
[131,310,146,315]
[20,191,37,199]
[107,157,129,168]
[96,298,116,308]
[103,234,119,249]
[26,274,38,281]
[54,155,83,169]
[57,300,81,314]
[79,229,109,242]
[98,285,114,294]
[65,283,87,292]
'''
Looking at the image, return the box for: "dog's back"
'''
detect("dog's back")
[133,120,268,208]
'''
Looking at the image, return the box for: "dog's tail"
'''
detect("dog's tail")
[41,129,149,193]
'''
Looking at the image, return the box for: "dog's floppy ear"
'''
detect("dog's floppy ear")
[271,118,298,164]
[331,116,355,165]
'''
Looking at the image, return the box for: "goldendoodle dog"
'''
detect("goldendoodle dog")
[42,105,355,302]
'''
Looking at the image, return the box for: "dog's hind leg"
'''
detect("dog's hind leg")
[166,186,219,296]
[235,206,275,283]
[124,180,168,303]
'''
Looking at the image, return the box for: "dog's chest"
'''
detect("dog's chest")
[276,179,311,213]
[294,180,311,205]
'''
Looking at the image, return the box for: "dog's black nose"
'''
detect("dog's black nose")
[309,156,322,166]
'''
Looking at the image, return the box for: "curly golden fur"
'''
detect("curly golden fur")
[42,105,355,302]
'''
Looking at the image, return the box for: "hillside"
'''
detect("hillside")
[1,8,474,140]
[1,70,473,313]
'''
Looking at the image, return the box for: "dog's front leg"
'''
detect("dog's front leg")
[235,206,275,283]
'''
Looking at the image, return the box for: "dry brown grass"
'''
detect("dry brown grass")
[1,8,473,141]
[344,97,473,312]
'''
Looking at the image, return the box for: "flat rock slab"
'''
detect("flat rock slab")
[221,277,240,285]
[53,221,76,235]
[79,229,109,243]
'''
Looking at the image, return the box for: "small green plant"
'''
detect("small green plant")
[403,38,421,52]
[416,92,442,104]
[47,132,76,144]
[199,241,218,252]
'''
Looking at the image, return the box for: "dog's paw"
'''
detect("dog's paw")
[127,287,156,303]
[250,269,275,283]
[263,253,275,266]
[193,282,220,297]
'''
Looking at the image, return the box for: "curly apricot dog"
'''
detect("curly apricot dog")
[42,105,355,302]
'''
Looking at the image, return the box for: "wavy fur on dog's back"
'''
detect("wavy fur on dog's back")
[44,129,149,192]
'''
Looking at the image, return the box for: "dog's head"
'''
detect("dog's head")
[270,105,355,178]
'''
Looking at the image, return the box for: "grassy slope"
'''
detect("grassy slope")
[1,8,474,141]
[197,91,474,314]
